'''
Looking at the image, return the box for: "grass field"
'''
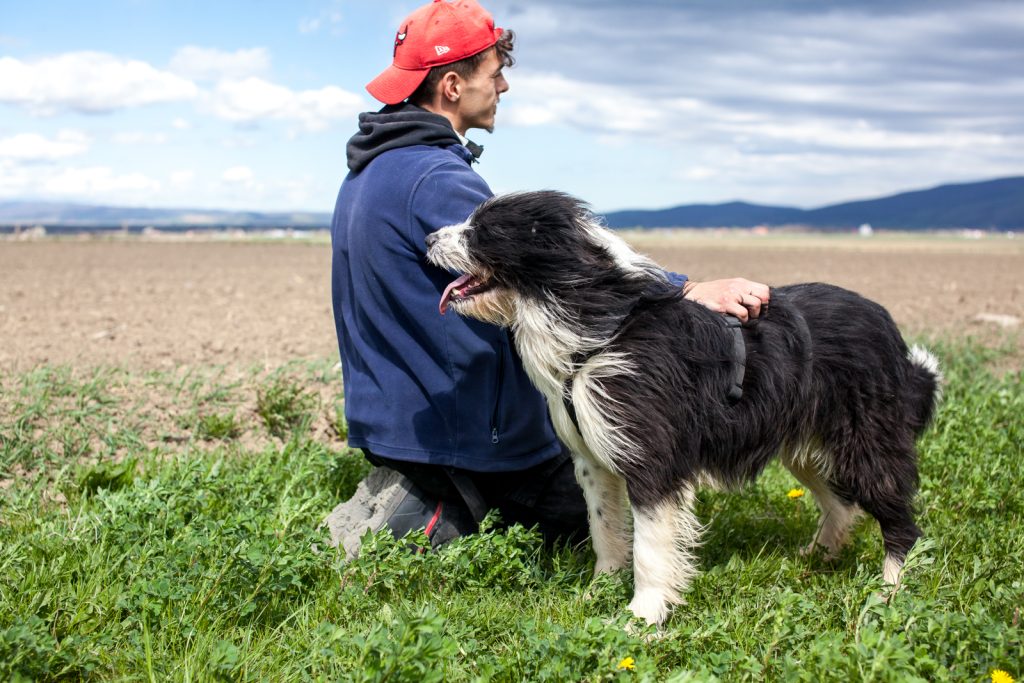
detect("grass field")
[1,338,1021,681]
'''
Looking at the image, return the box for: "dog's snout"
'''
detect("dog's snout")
[425,232,439,248]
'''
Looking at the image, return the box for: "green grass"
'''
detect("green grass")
[0,342,1021,681]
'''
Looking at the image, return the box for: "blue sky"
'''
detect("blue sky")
[1,0,1022,213]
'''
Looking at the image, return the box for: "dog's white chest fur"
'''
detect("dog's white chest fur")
[512,297,638,472]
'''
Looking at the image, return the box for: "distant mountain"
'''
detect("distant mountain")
[602,177,1024,230]
[2,176,1022,231]
[604,201,805,230]
[0,201,331,229]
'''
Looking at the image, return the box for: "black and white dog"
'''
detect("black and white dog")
[425,191,942,625]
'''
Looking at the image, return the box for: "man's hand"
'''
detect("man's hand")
[682,278,770,322]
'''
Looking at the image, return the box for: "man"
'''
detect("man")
[326,0,770,557]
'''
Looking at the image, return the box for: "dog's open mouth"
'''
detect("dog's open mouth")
[439,273,493,315]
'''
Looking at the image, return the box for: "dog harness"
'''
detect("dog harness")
[563,311,747,436]
[722,315,747,403]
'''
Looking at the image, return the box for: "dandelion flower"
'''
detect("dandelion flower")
[617,656,636,671]
[991,669,1014,683]
[787,488,805,499]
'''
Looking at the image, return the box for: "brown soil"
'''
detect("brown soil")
[1,234,1021,374]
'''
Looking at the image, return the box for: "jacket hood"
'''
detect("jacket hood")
[346,103,463,173]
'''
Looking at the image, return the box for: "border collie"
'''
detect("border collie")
[425,191,942,626]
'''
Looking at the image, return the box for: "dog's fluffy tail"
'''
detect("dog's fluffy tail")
[906,345,943,436]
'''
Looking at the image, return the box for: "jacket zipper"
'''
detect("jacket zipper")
[490,344,504,443]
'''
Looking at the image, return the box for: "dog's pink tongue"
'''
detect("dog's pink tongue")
[439,273,474,315]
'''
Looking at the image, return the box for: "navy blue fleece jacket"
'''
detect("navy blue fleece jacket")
[331,104,563,471]
[330,104,686,471]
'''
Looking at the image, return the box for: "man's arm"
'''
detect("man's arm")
[408,160,492,252]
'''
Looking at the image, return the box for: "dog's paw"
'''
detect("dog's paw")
[627,589,672,627]
[593,558,629,576]
[800,541,839,561]
[624,617,665,641]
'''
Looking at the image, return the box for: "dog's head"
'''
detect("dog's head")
[426,191,650,326]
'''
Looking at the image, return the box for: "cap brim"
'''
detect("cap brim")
[366,64,431,105]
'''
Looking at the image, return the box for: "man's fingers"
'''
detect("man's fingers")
[748,282,771,302]
[724,301,750,322]
[686,278,771,321]
[740,293,762,318]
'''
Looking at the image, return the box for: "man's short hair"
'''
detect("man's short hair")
[408,30,515,107]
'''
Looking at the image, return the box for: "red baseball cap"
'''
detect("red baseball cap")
[366,0,504,105]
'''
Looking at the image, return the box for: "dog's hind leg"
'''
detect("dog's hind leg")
[574,457,632,575]
[627,486,702,625]
[858,494,921,586]
[781,446,861,559]
[823,436,922,586]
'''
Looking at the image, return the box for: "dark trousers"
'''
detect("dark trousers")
[363,448,590,546]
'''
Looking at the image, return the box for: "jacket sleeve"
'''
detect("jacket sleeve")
[406,158,492,252]
[664,270,688,288]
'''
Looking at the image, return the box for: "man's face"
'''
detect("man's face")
[456,49,509,134]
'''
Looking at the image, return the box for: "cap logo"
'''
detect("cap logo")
[434,45,451,56]
[393,25,408,57]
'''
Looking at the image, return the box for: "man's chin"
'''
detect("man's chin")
[467,117,496,135]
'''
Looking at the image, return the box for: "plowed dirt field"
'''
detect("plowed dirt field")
[2,233,1020,372]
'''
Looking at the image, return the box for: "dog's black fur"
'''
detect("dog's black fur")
[426,190,941,624]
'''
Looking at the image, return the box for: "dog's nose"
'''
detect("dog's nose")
[425,232,438,248]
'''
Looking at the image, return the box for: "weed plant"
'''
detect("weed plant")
[0,342,1020,681]
[256,376,318,438]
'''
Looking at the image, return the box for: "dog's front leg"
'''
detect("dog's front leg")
[573,456,632,575]
[628,485,702,625]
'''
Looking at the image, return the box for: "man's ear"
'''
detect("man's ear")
[440,70,462,103]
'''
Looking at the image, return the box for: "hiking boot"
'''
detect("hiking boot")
[324,466,477,559]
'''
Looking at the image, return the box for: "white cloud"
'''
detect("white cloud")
[0,129,91,161]
[220,134,259,149]
[495,1,1024,158]
[43,166,161,195]
[170,170,195,187]
[0,160,31,196]
[0,50,362,132]
[503,68,1018,158]
[222,165,254,184]
[278,175,318,206]
[502,72,699,137]
[298,18,323,34]
[717,118,1010,152]
[0,52,198,115]
[298,5,344,34]
[210,78,292,121]
[220,165,265,198]
[207,77,364,131]
[169,46,270,81]
[111,131,170,146]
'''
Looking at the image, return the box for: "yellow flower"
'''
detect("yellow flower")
[991,669,1015,683]
[787,488,805,499]
[617,656,636,671]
